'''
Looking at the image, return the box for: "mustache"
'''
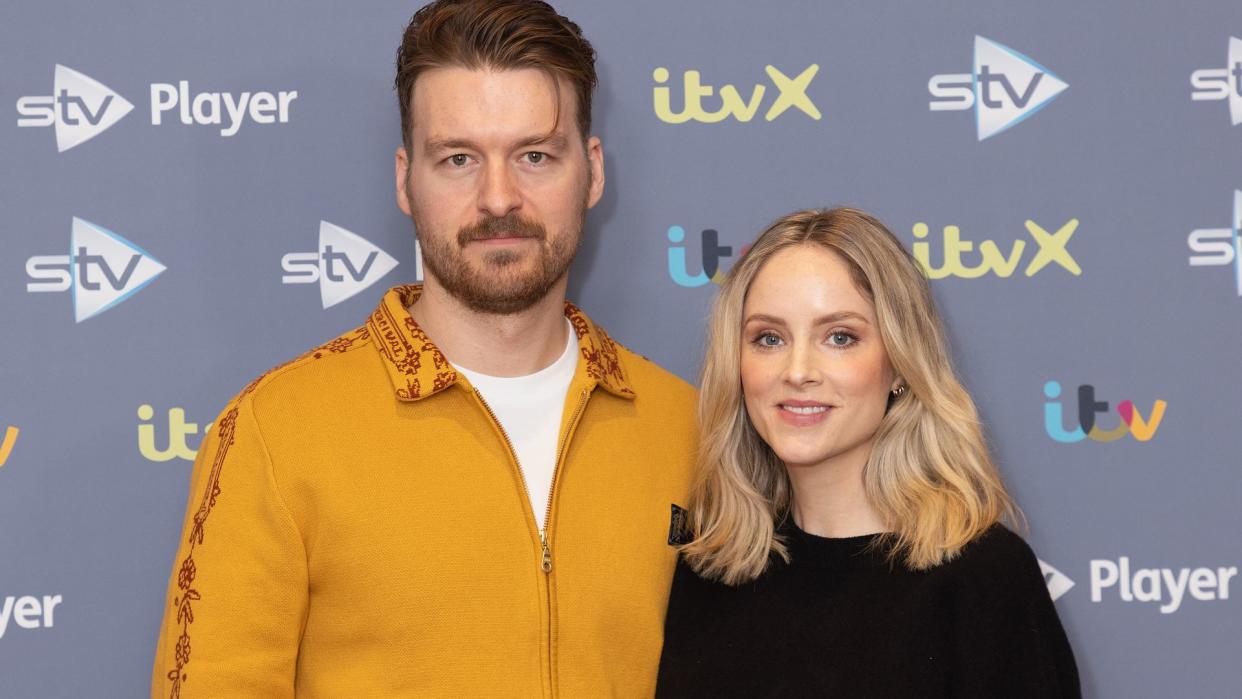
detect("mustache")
[457,213,547,246]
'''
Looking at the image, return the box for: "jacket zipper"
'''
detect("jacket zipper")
[542,388,589,699]
[473,386,590,699]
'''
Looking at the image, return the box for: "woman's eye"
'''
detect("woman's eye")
[828,331,855,347]
[449,154,469,167]
[756,333,783,347]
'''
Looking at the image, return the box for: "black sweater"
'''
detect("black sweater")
[656,523,1081,698]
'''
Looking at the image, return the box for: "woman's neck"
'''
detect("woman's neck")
[786,448,888,538]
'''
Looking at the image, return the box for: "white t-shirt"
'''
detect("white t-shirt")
[455,321,578,531]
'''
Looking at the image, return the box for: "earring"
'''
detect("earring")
[890,384,907,398]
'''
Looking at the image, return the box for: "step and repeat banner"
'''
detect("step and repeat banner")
[1,1,1239,696]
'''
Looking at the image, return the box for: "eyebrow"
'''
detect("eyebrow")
[423,132,570,154]
[742,311,872,327]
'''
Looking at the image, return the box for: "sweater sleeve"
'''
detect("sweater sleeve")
[948,528,1082,699]
[150,392,308,699]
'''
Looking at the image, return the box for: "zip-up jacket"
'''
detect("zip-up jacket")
[151,284,698,698]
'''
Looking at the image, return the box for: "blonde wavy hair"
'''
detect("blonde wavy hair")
[681,207,1019,585]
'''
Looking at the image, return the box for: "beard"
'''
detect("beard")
[414,202,585,316]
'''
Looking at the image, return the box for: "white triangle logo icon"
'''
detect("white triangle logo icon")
[318,221,399,309]
[1038,559,1076,602]
[71,217,166,322]
[53,65,134,153]
[1228,37,1242,126]
[973,37,1068,140]
[1232,189,1241,296]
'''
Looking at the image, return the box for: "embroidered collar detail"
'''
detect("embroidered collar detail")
[366,284,636,402]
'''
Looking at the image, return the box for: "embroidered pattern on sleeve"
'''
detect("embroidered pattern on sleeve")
[166,325,368,698]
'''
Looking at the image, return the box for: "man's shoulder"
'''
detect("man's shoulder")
[227,324,382,416]
[617,343,693,390]
[612,338,696,405]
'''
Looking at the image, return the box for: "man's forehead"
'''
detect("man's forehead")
[409,65,577,143]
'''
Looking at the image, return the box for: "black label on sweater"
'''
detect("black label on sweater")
[668,504,691,546]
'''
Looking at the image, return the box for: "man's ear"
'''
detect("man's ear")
[585,136,604,209]
[395,146,413,216]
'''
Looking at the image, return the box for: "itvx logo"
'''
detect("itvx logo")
[653,65,821,123]
[138,405,209,462]
[1190,37,1242,125]
[912,218,1081,279]
[17,64,297,152]
[929,36,1068,140]
[1043,381,1167,443]
[666,226,749,287]
[25,218,166,322]
[282,221,408,309]
[1186,189,1242,297]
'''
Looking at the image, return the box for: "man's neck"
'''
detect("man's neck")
[407,276,571,378]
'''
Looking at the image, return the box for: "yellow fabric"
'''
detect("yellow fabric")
[151,285,697,698]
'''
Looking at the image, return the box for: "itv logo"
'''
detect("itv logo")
[653,64,821,124]
[0,426,18,468]
[666,226,751,287]
[928,36,1068,140]
[1186,189,1242,297]
[16,65,134,152]
[138,405,209,462]
[25,218,167,322]
[1043,381,1167,443]
[1189,37,1242,125]
[281,221,407,309]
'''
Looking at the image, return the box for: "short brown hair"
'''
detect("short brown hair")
[394,0,598,150]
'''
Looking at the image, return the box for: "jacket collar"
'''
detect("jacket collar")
[366,284,636,402]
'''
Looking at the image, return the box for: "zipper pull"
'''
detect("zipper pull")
[540,531,553,573]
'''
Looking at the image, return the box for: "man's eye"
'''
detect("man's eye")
[525,152,546,164]
[449,154,469,167]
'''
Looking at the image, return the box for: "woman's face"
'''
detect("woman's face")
[740,244,899,472]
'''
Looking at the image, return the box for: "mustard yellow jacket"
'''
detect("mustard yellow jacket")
[152,285,697,698]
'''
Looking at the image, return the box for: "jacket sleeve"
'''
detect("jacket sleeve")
[151,392,308,699]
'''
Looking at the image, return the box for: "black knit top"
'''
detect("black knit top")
[656,523,1081,698]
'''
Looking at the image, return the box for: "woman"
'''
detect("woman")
[656,208,1080,698]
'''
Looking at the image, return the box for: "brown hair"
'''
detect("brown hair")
[394,0,598,151]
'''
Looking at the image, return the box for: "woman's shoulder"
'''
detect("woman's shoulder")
[926,523,1047,592]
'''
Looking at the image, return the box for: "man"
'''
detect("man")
[150,1,696,697]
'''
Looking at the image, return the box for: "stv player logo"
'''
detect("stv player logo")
[1190,37,1242,125]
[25,218,166,322]
[1039,559,1075,602]
[928,36,1068,140]
[281,221,404,309]
[16,65,134,152]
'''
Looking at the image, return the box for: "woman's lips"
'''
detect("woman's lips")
[777,400,832,426]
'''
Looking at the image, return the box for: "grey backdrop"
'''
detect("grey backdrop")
[2,1,1240,697]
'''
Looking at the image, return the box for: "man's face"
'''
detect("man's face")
[396,66,604,315]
